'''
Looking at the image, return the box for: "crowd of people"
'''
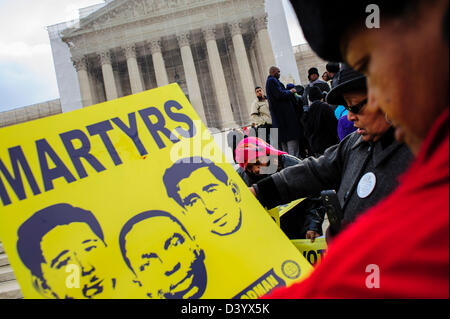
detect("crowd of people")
[229,0,448,298]
[233,60,414,244]
[248,63,359,159]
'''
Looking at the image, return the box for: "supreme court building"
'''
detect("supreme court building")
[48,0,283,130]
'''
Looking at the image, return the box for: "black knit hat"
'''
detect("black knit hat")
[308,67,319,77]
[308,67,320,81]
[289,0,425,62]
[295,85,305,96]
[326,64,366,106]
[309,85,325,102]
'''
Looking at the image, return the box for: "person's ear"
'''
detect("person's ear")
[228,180,241,203]
[32,275,58,299]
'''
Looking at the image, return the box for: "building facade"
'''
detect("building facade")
[0,99,61,129]
[0,44,328,130]
[1,1,330,131]
[53,0,280,129]
[294,43,329,85]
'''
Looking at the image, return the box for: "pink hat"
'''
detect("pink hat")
[235,137,287,169]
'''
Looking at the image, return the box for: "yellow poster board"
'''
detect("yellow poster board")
[291,238,327,267]
[0,84,313,299]
[267,198,304,227]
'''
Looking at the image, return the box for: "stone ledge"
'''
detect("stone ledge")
[0,254,9,267]
[0,280,23,299]
[0,265,15,282]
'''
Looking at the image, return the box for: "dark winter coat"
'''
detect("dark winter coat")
[253,128,414,229]
[304,80,331,104]
[265,76,302,143]
[302,101,339,156]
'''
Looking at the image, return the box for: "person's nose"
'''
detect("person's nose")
[164,262,181,277]
[201,197,217,215]
[156,252,180,277]
[74,253,95,276]
[347,111,358,122]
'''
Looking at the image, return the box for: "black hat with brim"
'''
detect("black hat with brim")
[289,0,423,62]
[326,65,367,106]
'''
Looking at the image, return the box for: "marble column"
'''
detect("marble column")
[254,15,276,76]
[148,39,169,87]
[177,32,207,125]
[249,46,263,87]
[124,45,144,94]
[99,51,118,101]
[72,56,94,107]
[113,67,123,98]
[229,22,256,118]
[202,26,237,129]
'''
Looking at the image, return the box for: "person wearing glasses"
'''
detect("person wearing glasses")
[249,65,413,240]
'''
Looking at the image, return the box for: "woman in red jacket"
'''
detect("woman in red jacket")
[265,0,449,298]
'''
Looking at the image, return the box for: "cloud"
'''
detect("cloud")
[0,42,51,59]
[0,62,59,111]
[0,0,103,112]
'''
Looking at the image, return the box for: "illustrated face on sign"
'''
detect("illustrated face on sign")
[16,204,115,299]
[119,211,206,299]
[163,157,242,237]
[40,223,112,299]
[178,168,242,236]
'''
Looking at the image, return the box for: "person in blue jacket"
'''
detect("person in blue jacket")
[265,66,302,157]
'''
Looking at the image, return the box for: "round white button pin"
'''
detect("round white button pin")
[357,172,377,198]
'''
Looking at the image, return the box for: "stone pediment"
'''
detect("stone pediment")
[63,0,225,39]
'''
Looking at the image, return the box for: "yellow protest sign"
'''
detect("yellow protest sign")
[291,238,327,266]
[267,207,281,226]
[267,198,304,227]
[279,199,304,218]
[0,84,313,299]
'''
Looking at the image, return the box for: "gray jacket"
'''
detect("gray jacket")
[254,128,413,227]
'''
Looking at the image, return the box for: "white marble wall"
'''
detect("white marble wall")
[0,99,62,128]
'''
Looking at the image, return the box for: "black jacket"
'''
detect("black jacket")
[254,128,414,229]
[302,101,339,156]
[265,76,302,143]
[304,80,331,104]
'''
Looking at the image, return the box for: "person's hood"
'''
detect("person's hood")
[235,137,286,169]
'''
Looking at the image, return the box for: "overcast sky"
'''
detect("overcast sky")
[0,0,305,113]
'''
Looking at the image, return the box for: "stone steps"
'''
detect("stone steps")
[0,280,23,299]
[0,254,9,267]
[0,241,23,299]
[0,265,15,282]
